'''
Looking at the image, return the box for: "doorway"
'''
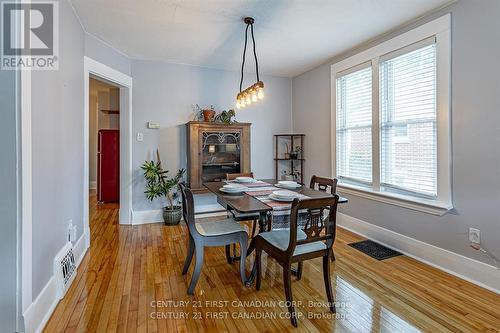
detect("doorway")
[89,77,120,204]
[83,57,133,249]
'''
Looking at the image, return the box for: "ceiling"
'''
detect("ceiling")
[70,0,451,77]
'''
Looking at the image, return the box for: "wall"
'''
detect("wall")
[292,0,500,266]
[31,0,85,299]
[0,6,21,329]
[131,60,292,211]
[84,33,131,76]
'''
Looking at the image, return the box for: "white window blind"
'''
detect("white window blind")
[380,42,437,198]
[336,66,372,184]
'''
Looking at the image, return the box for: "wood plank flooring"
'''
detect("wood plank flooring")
[43,194,500,333]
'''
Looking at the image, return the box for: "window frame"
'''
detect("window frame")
[331,14,452,215]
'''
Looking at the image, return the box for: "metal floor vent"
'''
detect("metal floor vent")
[348,240,402,261]
[54,242,77,299]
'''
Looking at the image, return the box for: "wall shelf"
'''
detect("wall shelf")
[274,134,304,184]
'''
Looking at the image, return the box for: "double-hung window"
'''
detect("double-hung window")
[332,15,452,215]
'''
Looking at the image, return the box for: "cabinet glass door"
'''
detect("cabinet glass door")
[201,132,241,182]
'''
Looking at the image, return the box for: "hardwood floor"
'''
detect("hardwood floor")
[43,194,500,333]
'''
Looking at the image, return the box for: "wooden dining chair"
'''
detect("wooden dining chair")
[310,175,338,195]
[179,183,248,295]
[226,172,254,181]
[225,172,259,263]
[248,195,339,327]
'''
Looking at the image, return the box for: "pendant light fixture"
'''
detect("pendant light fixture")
[236,17,264,109]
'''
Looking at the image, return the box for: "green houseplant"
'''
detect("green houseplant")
[141,150,185,225]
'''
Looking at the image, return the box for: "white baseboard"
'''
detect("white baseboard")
[337,213,500,294]
[132,204,226,225]
[89,181,96,190]
[23,233,89,333]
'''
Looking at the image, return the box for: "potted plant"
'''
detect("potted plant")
[202,105,216,122]
[141,150,186,225]
[289,146,302,159]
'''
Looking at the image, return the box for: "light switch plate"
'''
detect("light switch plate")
[136,132,143,142]
[147,121,160,129]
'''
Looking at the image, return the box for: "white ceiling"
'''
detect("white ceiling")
[70,0,451,77]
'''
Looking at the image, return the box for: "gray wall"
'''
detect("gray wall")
[292,0,500,265]
[0,22,21,333]
[31,0,86,297]
[84,33,131,76]
[131,60,292,211]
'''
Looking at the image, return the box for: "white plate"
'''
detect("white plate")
[269,193,296,202]
[235,177,255,183]
[279,181,298,186]
[275,183,301,189]
[223,184,246,190]
[219,187,247,194]
[272,190,297,198]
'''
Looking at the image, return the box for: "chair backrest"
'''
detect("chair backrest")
[287,196,339,256]
[226,172,254,180]
[179,183,201,237]
[310,175,338,195]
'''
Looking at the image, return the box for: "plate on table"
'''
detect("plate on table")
[269,193,297,202]
[275,181,301,189]
[234,176,255,183]
[219,186,247,194]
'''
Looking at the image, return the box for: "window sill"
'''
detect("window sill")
[337,183,453,216]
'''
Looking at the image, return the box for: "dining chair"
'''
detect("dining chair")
[224,172,259,263]
[310,175,338,194]
[302,175,339,274]
[179,183,249,295]
[248,195,339,327]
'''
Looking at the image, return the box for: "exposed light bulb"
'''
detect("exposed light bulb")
[251,90,258,102]
[245,94,251,105]
[236,100,241,109]
[240,99,246,107]
[257,87,264,99]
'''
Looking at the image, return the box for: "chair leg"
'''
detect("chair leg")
[239,235,248,285]
[323,254,336,313]
[330,248,336,262]
[255,248,262,291]
[182,236,195,275]
[296,262,303,280]
[283,263,298,327]
[250,219,257,238]
[225,245,233,264]
[188,246,204,295]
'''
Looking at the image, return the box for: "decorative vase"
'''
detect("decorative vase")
[162,206,182,225]
[202,109,215,122]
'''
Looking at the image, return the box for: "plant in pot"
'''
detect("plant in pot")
[141,150,186,225]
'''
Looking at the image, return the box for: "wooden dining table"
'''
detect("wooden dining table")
[204,179,348,233]
[204,179,348,284]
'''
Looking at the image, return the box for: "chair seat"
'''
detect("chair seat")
[195,218,246,236]
[259,229,327,256]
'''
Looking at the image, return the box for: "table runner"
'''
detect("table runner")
[243,183,310,230]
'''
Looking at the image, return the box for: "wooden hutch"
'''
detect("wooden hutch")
[186,121,251,193]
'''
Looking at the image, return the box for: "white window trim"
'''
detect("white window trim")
[331,14,452,216]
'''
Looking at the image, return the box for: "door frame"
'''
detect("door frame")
[84,56,133,249]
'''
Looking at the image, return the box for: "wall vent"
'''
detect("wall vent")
[54,242,77,299]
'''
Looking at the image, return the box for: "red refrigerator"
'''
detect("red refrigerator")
[97,129,120,202]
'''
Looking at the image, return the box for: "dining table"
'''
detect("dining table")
[204,178,348,234]
[204,178,348,284]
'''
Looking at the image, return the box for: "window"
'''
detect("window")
[380,41,437,198]
[331,15,451,215]
[336,65,372,184]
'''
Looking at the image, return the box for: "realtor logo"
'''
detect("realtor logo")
[1,1,59,69]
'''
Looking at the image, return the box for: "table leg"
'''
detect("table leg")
[246,212,270,286]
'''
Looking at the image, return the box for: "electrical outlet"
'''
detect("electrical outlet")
[469,227,480,244]
[136,132,143,142]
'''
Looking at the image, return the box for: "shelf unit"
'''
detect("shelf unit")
[274,134,305,184]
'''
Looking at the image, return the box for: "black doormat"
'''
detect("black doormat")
[348,240,402,260]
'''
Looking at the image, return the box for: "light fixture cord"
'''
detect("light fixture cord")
[250,23,260,82]
[239,24,249,92]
